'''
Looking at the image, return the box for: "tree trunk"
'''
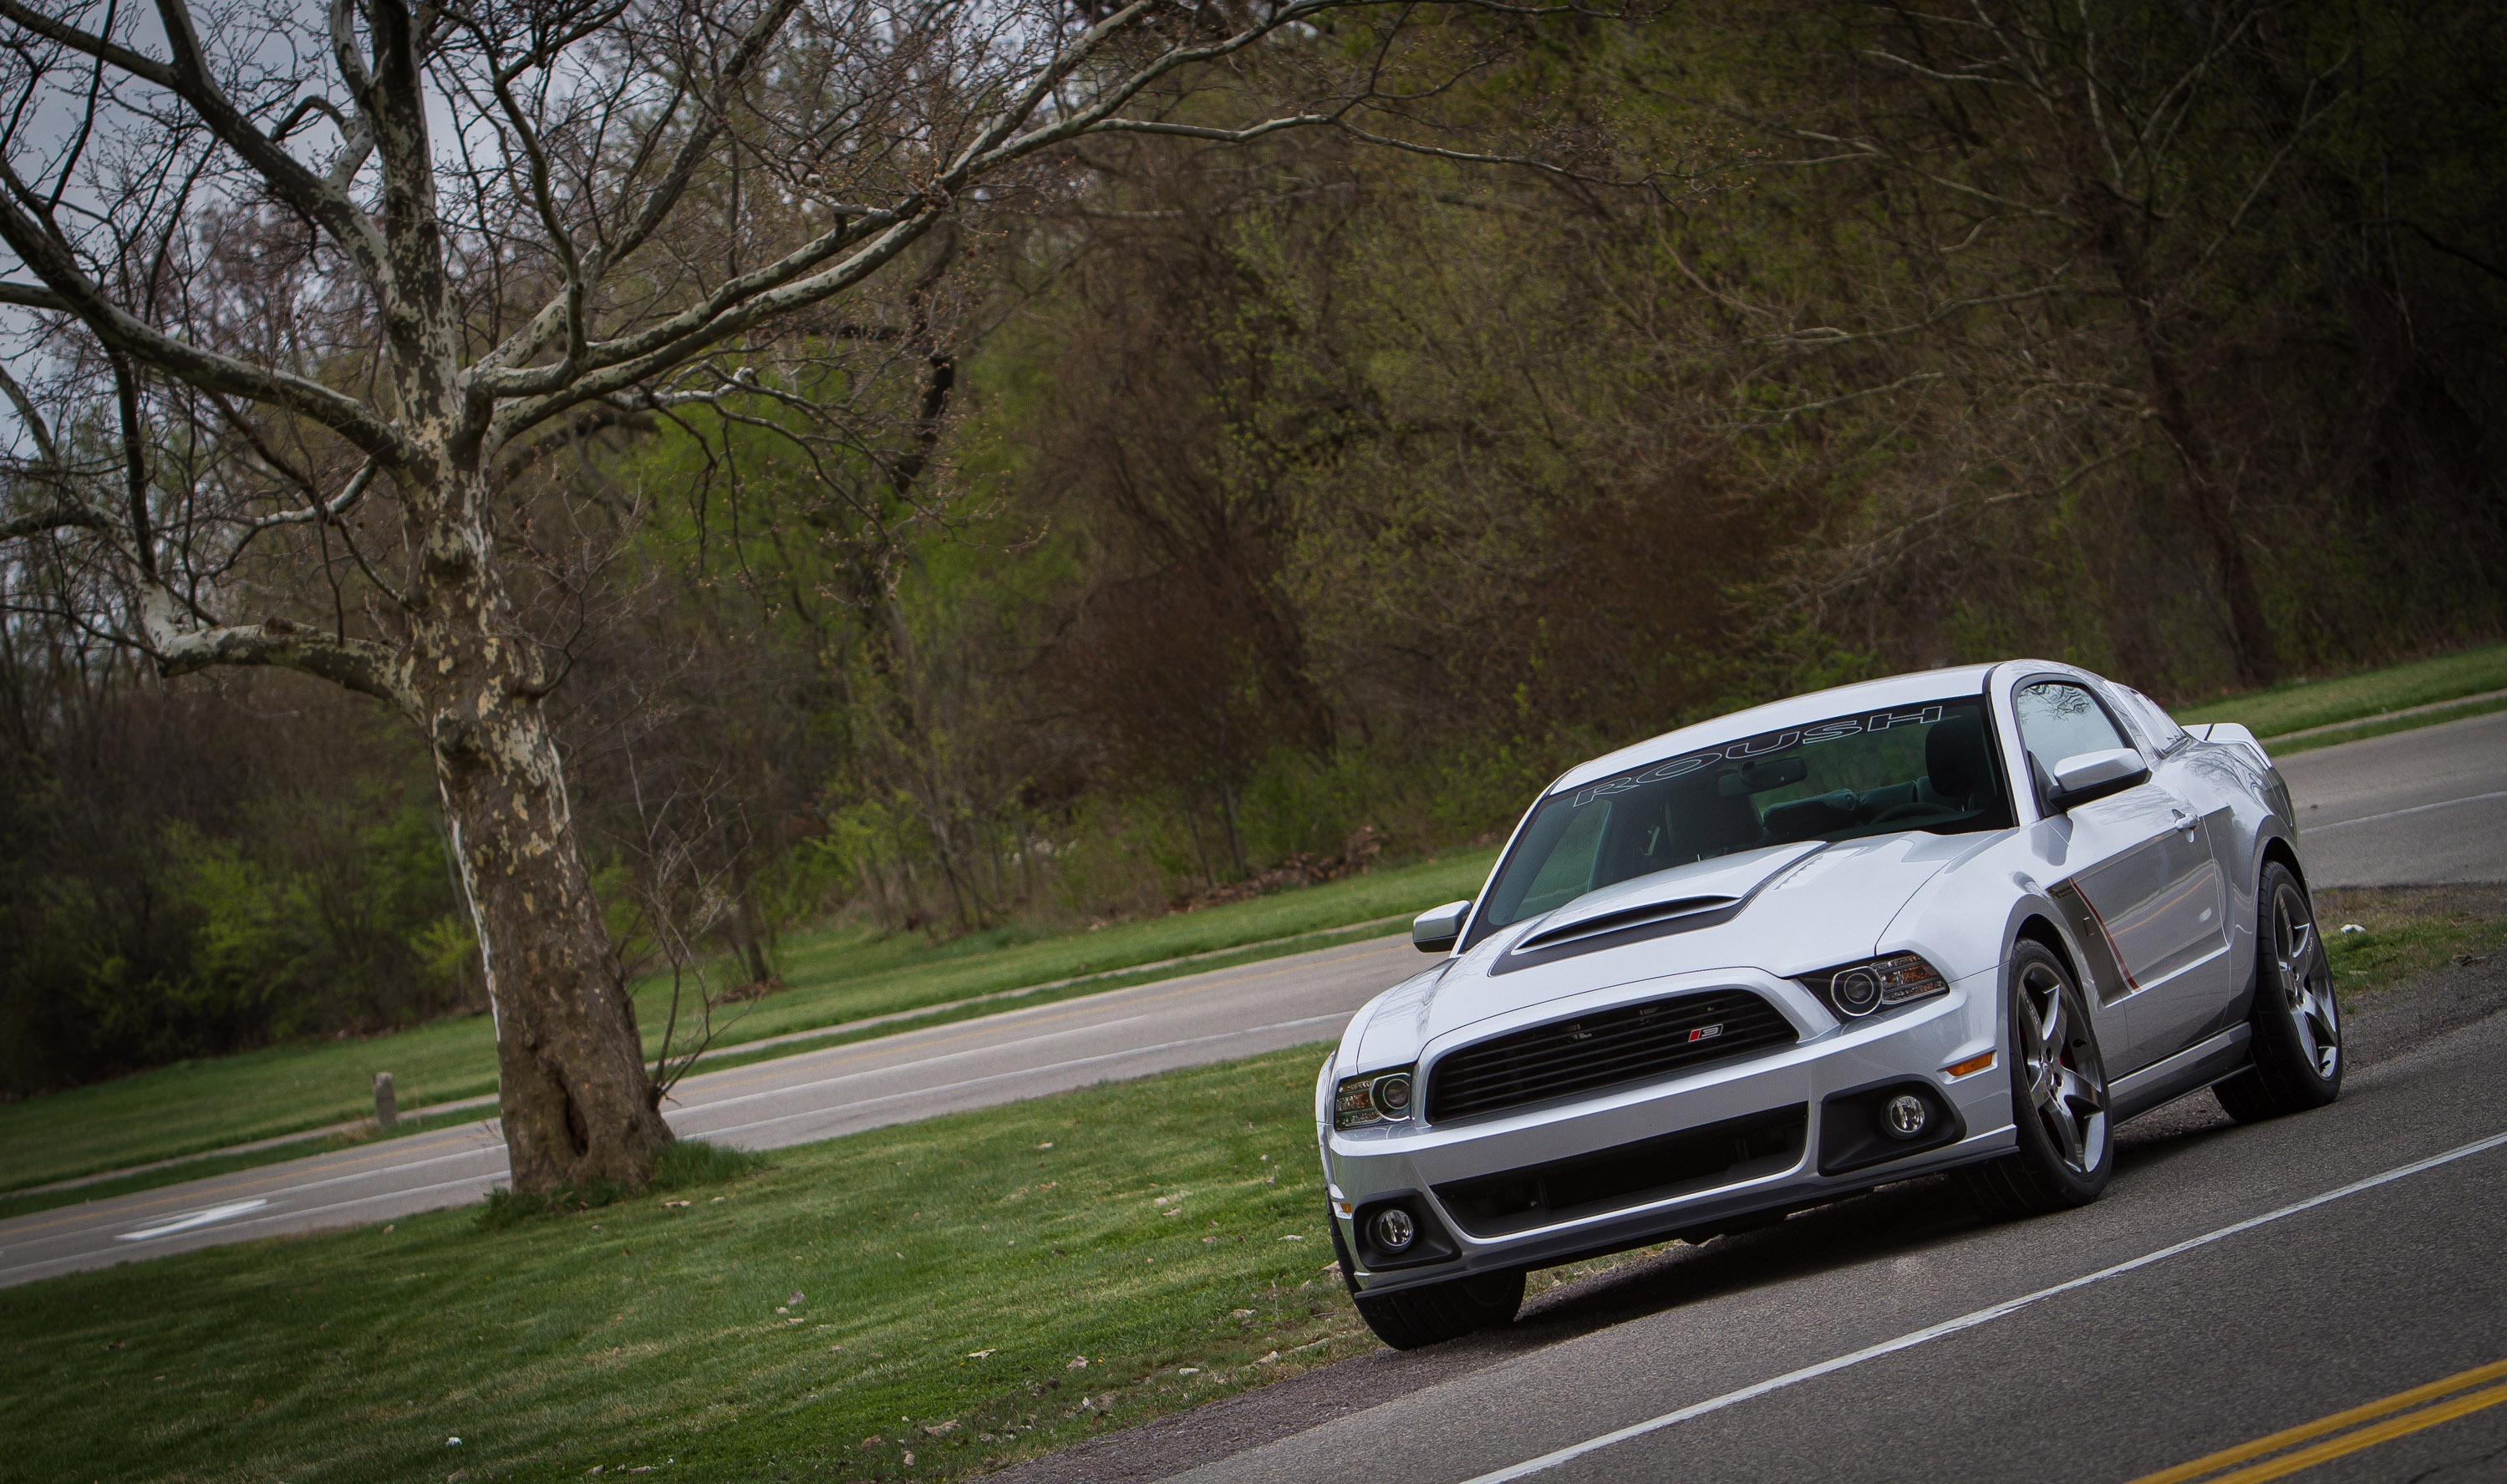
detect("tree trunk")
[2082,186,2281,687]
[725,888,775,985]
[415,495,669,1192]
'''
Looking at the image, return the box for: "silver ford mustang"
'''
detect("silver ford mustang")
[1316,661,2342,1349]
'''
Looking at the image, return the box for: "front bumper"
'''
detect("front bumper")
[1320,968,2011,1294]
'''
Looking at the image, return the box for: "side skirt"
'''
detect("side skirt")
[2110,1024,2254,1123]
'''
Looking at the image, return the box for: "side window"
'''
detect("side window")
[2014,681,2132,777]
[2119,686,2189,753]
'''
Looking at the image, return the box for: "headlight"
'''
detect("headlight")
[1800,953,1949,1019]
[1333,1067,1416,1130]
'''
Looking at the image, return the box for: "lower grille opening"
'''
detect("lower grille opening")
[1431,1104,1809,1239]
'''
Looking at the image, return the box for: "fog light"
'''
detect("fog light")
[1882,1094,1930,1138]
[1370,1207,1416,1252]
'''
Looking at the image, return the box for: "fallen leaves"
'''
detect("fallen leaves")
[923,1420,959,1436]
[1066,1355,1088,1370]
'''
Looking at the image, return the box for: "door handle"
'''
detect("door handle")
[2169,807,2197,837]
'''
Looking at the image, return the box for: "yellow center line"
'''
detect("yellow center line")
[2123,1357,2507,1484]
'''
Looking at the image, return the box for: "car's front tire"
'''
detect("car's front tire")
[1332,1217,1523,1349]
[1962,940,2114,1219]
[2214,861,2342,1122]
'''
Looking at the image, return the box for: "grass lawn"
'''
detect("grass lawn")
[2316,886,2507,1004]
[0,851,1497,1194]
[0,1044,1646,1484]
[2174,641,2507,739]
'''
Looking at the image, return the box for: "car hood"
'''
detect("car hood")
[1351,835,1969,1069]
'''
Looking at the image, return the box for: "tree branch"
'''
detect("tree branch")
[148,614,418,715]
[0,183,423,472]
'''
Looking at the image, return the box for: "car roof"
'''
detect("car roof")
[1548,662,2023,795]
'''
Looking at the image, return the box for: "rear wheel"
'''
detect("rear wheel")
[1962,941,2113,1218]
[2214,862,2342,1121]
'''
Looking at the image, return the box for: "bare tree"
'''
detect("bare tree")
[0,0,1615,1190]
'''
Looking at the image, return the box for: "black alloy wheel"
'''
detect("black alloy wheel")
[1961,940,2114,1218]
[2215,861,2343,1121]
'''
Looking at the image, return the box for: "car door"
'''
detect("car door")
[2109,684,2242,1059]
[2014,678,2232,1074]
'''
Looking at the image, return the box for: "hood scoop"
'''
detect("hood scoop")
[1513,895,1739,954]
[1486,842,1826,978]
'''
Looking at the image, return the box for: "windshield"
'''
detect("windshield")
[1470,696,2012,944]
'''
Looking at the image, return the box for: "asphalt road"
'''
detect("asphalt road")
[2281,709,2507,887]
[3,714,2498,1293]
[999,958,2507,1484]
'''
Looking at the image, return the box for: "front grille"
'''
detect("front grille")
[1425,989,1797,1123]
[1433,1104,1808,1238]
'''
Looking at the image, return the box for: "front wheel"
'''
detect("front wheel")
[1334,1213,1523,1349]
[1961,940,2114,1219]
[2214,862,2342,1121]
[1352,1268,1525,1350]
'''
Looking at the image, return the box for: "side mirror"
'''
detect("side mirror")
[2045,748,2149,813]
[1412,900,1472,954]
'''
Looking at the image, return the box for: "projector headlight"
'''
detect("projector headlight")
[1333,1067,1416,1130]
[1801,953,1950,1019]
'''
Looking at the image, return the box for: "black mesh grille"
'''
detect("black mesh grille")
[1425,990,1797,1123]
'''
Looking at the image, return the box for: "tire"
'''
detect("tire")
[2213,862,2342,1122]
[1961,940,2115,1219]
[1332,1212,1523,1349]
[1352,1268,1525,1350]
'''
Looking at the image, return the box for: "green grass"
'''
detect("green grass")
[0,851,1497,1193]
[2175,642,2507,739]
[0,1044,1650,1484]
[2317,886,2507,1004]
[2267,694,2507,756]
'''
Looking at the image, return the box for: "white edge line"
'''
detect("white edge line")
[0,1171,501,1283]
[1461,1127,2507,1484]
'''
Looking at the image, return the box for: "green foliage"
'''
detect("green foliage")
[0,678,475,1098]
[7,0,2502,1112]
